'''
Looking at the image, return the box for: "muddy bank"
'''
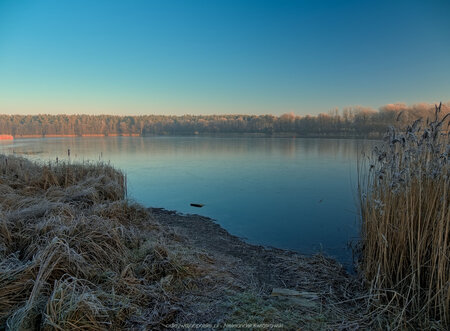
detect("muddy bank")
[148,207,367,329]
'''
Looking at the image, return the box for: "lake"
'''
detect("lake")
[0,136,375,269]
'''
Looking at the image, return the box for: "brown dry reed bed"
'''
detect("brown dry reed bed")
[358,103,449,329]
[0,156,215,330]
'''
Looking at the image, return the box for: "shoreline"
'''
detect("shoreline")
[147,207,366,327]
[5,133,382,140]
[149,206,353,273]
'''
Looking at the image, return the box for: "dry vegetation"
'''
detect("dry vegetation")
[0,156,216,330]
[358,103,449,329]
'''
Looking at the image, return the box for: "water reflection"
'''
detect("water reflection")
[0,136,376,269]
[0,136,370,160]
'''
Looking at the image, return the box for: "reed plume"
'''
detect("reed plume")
[358,102,449,328]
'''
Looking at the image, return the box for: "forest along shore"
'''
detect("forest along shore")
[1,103,448,139]
[0,155,369,330]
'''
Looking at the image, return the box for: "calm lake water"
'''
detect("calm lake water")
[0,136,375,268]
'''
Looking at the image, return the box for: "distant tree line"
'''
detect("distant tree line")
[0,102,448,138]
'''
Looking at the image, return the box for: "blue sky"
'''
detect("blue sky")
[0,0,449,115]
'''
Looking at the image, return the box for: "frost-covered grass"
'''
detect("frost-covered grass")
[0,156,207,329]
[358,103,449,329]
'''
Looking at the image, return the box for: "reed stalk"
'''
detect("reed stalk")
[358,103,449,328]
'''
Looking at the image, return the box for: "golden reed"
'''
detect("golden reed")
[358,103,449,328]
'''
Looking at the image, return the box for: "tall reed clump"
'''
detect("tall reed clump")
[358,103,449,328]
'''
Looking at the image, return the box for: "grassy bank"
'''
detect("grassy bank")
[358,104,449,329]
[0,156,214,329]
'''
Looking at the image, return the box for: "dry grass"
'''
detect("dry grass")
[358,103,449,329]
[0,156,207,330]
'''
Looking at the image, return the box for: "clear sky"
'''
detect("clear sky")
[0,0,449,116]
